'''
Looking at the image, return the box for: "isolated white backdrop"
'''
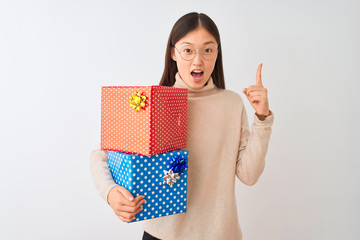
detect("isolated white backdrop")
[1,0,359,239]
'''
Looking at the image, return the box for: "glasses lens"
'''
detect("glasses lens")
[201,45,218,60]
[179,46,196,61]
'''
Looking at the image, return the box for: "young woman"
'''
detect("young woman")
[90,12,273,240]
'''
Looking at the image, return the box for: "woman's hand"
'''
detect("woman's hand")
[243,63,270,116]
[107,186,146,222]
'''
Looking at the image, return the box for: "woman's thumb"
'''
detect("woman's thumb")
[117,186,134,201]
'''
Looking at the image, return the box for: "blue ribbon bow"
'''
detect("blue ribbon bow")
[169,155,188,174]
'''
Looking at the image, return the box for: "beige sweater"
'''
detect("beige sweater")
[90,73,274,240]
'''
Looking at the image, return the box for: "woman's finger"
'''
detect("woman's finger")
[245,86,266,96]
[118,205,144,220]
[118,199,146,213]
[119,194,145,207]
[256,63,263,86]
[249,91,265,97]
[118,215,135,223]
[250,95,263,104]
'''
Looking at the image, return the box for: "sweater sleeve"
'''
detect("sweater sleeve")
[235,104,274,186]
[89,146,118,203]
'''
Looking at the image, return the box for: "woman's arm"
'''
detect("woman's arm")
[236,63,274,185]
[235,107,274,186]
[89,146,118,202]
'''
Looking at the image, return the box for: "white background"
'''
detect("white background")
[1,0,359,239]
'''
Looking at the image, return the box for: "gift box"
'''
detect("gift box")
[101,86,188,157]
[108,149,189,222]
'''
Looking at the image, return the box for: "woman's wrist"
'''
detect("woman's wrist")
[255,110,272,121]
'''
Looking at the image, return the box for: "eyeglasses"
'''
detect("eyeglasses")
[174,45,218,61]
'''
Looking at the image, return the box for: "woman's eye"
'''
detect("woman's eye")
[183,48,192,54]
[204,48,212,53]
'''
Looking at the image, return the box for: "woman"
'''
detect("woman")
[90,12,273,240]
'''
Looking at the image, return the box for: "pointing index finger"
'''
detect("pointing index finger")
[256,63,263,86]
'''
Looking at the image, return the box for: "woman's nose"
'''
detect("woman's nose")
[192,49,203,64]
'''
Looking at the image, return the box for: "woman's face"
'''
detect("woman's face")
[171,26,218,90]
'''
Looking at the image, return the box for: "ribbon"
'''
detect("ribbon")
[129,92,147,111]
[169,155,188,174]
[162,155,188,187]
[162,169,180,187]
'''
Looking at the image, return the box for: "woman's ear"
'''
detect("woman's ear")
[171,48,177,62]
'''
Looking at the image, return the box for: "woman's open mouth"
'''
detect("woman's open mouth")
[191,70,204,82]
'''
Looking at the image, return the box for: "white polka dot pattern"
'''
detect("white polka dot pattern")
[108,149,189,223]
[101,86,188,156]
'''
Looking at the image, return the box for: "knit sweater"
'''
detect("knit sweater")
[89,73,274,240]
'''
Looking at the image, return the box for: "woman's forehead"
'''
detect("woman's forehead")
[176,27,217,46]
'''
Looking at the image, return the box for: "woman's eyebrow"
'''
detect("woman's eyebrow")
[179,41,217,46]
[179,42,193,46]
[203,41,216,45]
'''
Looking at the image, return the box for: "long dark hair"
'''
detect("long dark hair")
[159,12,225,89]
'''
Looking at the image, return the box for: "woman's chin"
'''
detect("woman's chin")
[187,75,207,89]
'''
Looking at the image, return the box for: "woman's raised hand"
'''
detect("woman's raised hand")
[243,63,270,116]
[107,186,146,222]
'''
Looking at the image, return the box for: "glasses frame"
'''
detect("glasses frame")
[174,45,218,61]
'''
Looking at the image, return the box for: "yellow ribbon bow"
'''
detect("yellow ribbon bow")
[129,92,147,111]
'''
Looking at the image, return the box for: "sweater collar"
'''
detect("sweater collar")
[173,72,218,97]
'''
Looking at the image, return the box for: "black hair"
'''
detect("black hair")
[159,12,225,89]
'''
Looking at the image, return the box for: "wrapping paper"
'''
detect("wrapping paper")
[101,86,188,156]
[108,149,189,222]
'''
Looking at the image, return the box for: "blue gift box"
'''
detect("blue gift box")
[108,149,189,222]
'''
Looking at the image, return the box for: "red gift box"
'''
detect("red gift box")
[101,86,188,156]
